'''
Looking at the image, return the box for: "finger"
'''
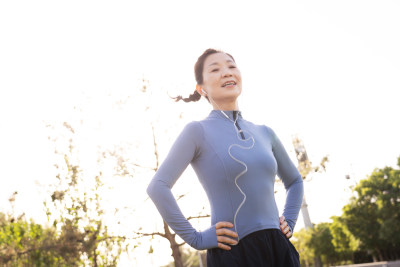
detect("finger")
[218,242,232,250]
[217,236,238,245]
[286,230,293,239]
[284,226,290,234]
[216,228,238,238]
[280,221,288,231]
[216,234,238,244]
[279,216,285,224]
[215,221,234,229]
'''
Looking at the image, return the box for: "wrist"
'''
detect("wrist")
[192,225,218,250]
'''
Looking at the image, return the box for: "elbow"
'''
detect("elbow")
[293,174,303,187]
[296,176,304,199]
[285,174,303,190]
[297,174,303,185]
[285,175,304,201]
[146,178,170,199]
[294,175,304,192]
[146,180,156,199]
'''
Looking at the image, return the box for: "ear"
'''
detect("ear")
[196,84,205,96]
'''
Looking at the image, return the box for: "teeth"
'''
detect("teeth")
[223,82,236,87]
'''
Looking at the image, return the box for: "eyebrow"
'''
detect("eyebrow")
[207,59,234,67]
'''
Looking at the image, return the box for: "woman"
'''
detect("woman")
[147,48,303,266]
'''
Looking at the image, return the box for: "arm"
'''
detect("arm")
[268,127,304,233]
[146,122,218,250]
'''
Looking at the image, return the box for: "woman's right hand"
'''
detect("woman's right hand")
[215,221,238,250]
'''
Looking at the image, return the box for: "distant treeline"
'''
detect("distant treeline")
[292,156,400,266]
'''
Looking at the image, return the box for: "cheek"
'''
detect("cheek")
[203,73,216,84]
[235,72,242,81]
[205,75,219,87]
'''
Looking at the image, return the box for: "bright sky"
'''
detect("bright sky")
[1,1,400,266]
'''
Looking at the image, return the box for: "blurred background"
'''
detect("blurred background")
[0,1,399,266]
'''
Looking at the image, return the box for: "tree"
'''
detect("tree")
[292,221,352,267]
[309,223,338,266]
[291,227,313,267]
[293,157,400,266]
[340,157,400,261]
[130,79,210,267]
[292,135,328,267]
[292,223,336,267]
[162,248,207,267]
[0,194,69,266]
[42,121,126,266]
[329,216,358,264]
[1,93,149,265]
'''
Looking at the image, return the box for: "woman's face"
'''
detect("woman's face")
[200,52,242,105]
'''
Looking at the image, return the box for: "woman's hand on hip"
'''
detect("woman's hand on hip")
[215,221,238,250]
[279,216,292,239]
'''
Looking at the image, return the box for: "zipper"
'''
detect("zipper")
[233,111,245,140]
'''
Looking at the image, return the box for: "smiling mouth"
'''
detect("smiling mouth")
[222,81,236,87]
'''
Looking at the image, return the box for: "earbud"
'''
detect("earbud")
[201,88,207,95]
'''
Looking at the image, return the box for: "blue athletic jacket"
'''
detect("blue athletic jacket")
[147,110,304,250]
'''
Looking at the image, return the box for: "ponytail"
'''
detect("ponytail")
[173,90,203,103]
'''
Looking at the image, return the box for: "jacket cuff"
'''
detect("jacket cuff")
[286,220,295,233]
[195,225,218,250]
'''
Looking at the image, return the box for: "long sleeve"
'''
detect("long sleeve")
[146,122,218,250]
[269,127,304,232]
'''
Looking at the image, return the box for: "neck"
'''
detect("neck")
[210,100,239,111]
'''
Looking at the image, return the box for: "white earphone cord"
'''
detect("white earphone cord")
[205,92,255,243]
[229,125,255,243]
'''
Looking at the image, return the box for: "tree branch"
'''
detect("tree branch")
[176,194,187,201]
[186,214,210,221]
[97,235,134,242]
[134,231,166,238]
[17,245,57,256]
[151,123,159,170]
[132,162,157,171]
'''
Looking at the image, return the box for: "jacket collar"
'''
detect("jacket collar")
[208,110,243,121]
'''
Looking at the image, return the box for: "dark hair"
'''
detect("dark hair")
[173,48,235,103]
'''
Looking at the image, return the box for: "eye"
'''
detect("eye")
[229,65,237,69]
[211,68,219,72]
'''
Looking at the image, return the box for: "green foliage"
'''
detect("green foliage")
[293,156,400,265]
[0,211,122,266]
[292,222,355,266]
[0,122,128,266]
[310,223,337,265]
[291,228,314,266]
[0,212,70,266]
[340,159,400,261]
[41,123,125,266]
[330,216,358,262]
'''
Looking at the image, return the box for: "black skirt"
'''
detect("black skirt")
[207,229,300,267]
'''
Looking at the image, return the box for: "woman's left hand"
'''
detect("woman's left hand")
[279,216,292,239]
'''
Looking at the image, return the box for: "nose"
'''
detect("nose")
[221,66,233,77]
